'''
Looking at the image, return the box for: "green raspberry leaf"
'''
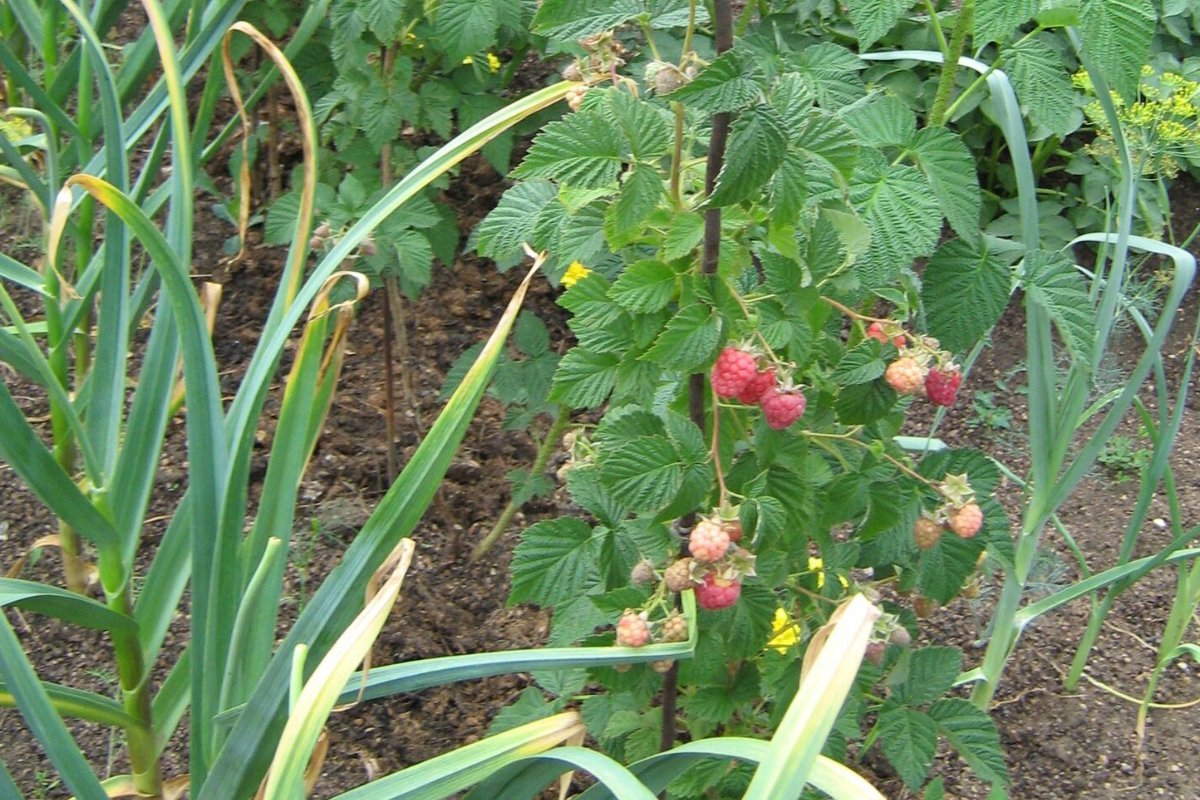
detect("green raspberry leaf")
[708,105,790,207]
[790,43,867,107]
[844,0,911,49]
[929,698,1011,786]
[850,157,942,287]
[599,434,685,513]
[666,49,766,114]
[878,705,939,789]
[605,165,664,248]
[831,341,888,385]
[890,646,963,707]
[550,348,620,408]
[975,0,1037,45]
[476,181,557,259]
[509,518,600,606]
[1022,249,1095,364]
[1008,37,1080,138]
[434,0,499,60]
[487,686,560,735]
[836,378,899,425]
[1080,0,1155,101]
[641,303,721,372]
[917,533,986,604]
[922,238,1012,352]
[531,0,642,39]
[513,111,625,189]
[909,127,981,243]
[609,259,678,314]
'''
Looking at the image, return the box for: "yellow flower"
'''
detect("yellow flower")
[461,55,474,65]
[767,608,800,654]
[486,52,502,73]
[807,556,849,589]
[561,261,591,287]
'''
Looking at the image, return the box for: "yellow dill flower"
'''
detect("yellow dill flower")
[561,261,591,287]
[486,52,502,73]
[766,608,800,654]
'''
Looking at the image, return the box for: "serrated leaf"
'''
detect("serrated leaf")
[796,110,859,180]
[359,84,406,150]
[975,0,1037,45]
[831,342,888,385]
[477,181,557,258]
[513,112,625,188]
[922,238,1011,352]
[607,91,673,159]
[606,166,663,248]
[556,201,610,265]
[564,466,626,529]
[890,646,963,707]
[559,272,621,328]
[550,348,620,408]
[1079,0,1155,101]
[929,698,1011,786]
[663,212,705,259]
[609,259,677,313]
[549,592,611,645]
[878,706,939,789]
[770,73,816,127]
[918,533,986,604]
[362,0,405,40]
[909,127,980,242]
[488,686,558,734]
[790,43,868,107]
[598,435,684,513]
[1022,249,1094,363]
[844,0,911,48]
[531,0,642,39]
[843,93,915,148]
[835,379,898,425]
[435,0,499,60]
[916,448,1002,495]
[513,312,550,357]
[1008,37,1079,137]
[667,49,765,113]
[708,105,789,207]
[768,153,809,224]
[509,518,600,606]
[641,303,720,371]
[704,582,776,659]
[851,160,942,286]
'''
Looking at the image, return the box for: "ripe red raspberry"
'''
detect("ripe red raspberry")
[736,368,776,404]
[925,367,963,407]
[664,558,696,593]
[711,347,758,398]
[659,613,689,642]
[913,517,943,551]
[885,357,927,395]
[616,611,650,647]
[948,502,983,539]
[760,388,807,429]
[689,518,731,563]
[866,322,905,348]
[695,572,741,610]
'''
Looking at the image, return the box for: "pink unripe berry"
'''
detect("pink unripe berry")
[616,611,650,647]
[689,518,731,563]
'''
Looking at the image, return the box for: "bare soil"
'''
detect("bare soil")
[1,162,1199,800]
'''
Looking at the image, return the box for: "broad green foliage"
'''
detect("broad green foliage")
[479,9,1018,795]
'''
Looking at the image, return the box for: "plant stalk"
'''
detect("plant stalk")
[929,0,973,126]
[471,405,571,560]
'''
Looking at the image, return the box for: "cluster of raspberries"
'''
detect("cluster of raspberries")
[710,347,806,429]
